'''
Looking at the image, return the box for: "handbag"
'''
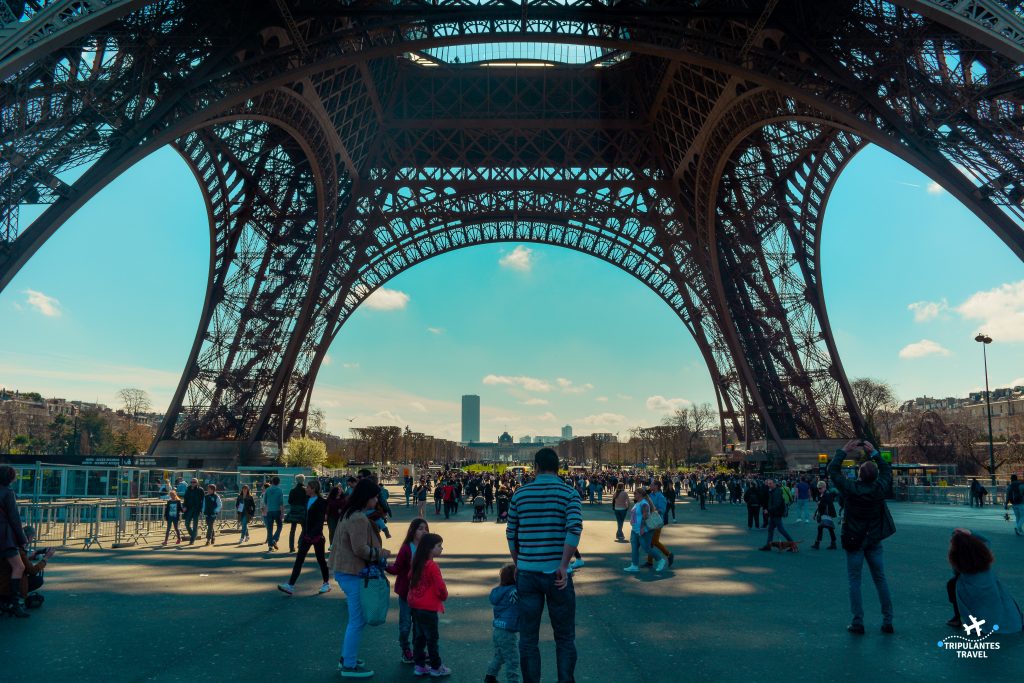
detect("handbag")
[645,508,664,531]
[820,514,835,529]
[360,564,391,626]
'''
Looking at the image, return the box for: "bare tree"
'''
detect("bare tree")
[117,388,152,420]
[851,378,897,444]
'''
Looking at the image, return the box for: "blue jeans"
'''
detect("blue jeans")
[766,516,792,543]
[796,499,809,521]
[517,570,576,683]
[613,509,627,538]
[184,511,200,542]
[1012,504,1023,533]
[264,512,282,547]
[629,530,663,566]
[846,542,893,626]
[336,572,365,668]
[398,596,413,651]
[238,513,249,538]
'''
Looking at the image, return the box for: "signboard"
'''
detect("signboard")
[880,450,893,463]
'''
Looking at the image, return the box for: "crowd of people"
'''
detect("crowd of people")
[3,449,1023,680]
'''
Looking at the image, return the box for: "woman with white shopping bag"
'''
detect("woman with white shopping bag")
[328,478,392,679]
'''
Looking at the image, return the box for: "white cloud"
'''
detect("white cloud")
[342,362,360,369]
[616,394,633,401]
[499,245,533,272]
[645,395,693,413]
[1011,376,1024,388]
[24,289,61,317]
[898,339,952,359]
[557,377,594,394]
[926,181,944,194]
[321,354,332,366]
[536,412,557,422]
[427,327,444,335]
[409,401,427,413]
[907,299,948,322]
[483,374,551,392]
[596,396,609,402]
[363,288,409,311]
[578,412,627,426]
[521,398,549,406]
[955,280,1024,342]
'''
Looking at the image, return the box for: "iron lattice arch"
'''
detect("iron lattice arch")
[2,1,1024,462]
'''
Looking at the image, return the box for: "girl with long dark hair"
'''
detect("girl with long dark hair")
[386,517,429,664]
[278,479,330,596]
[408,533,450,677]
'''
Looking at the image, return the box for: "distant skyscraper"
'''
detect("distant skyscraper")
[462,395,480,443]
[562,425,573,440]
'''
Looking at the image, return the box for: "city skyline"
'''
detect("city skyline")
[1,145,1023,443]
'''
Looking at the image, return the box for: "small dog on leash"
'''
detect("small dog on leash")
[769,540,801,552]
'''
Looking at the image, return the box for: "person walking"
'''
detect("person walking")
[624,487,666,572]
[386,517,429,665]
[236,485,256,543]
[795,477,812,523]
[758,479,795,551]
[611,483,629,542]
[286,474,309,553]
[0,465,30,617]
[163,490,184,545]
[829,439,895,634]
[263,475,284,551]
[506,448,582,683]
[408,533,451,677]
[414,479,428,519]
[202,484,222,546]
[182,478,204,545]
[1005,473,1024,536]
[326,484,345,546]
[645,481,673,568]
[328,479,390,679]
[743,480,761,530]
[485,563,521,683]
[278,479,331,596]
[810,481,837,550]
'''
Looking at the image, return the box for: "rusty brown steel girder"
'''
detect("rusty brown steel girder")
[2,2,1024,461]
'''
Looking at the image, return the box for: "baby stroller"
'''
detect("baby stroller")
[471,495,487,522]
[496,493,510,524]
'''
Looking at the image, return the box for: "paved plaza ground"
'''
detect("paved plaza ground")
[3,490,1022,682]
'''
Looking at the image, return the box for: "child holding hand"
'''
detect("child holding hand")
[485,563,520,683]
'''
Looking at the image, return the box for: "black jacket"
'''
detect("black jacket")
[236,494,256,517]
[164,499,183,521]
[828,450,895,546]
[301,496,327,539]
[743,487,760,506]
[767,487,786,519]
[815,490,837,518]
[183,485,205,513]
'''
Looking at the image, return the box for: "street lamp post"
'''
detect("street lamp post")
[974,333,996,486]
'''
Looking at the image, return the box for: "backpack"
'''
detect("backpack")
[781,486,794,504]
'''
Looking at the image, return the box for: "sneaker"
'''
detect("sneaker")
[339,665,374,678]
[318,582,332,594]
[847,623,865,634]
[623,564,640,573]
[881,624,894,634]
[277,583,294,595]
[414,665,430,677]
[428,665,452,677]
[810,543,820,550]
[946,617,962,628]
[400,649,414,664]
[570,558,585,570]
[757,546,771,551]
[654,558,667,572]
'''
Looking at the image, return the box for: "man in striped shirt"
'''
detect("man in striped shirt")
[506,447,583,683]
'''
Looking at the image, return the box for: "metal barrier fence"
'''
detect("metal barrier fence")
[18,499,267,549]
[896,485,1008,506]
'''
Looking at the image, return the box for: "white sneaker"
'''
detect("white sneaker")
[277,583,294,595]
[623,564,640,572]
[570,558,585,570]
[654,558,668,572]
[318,582,331,594]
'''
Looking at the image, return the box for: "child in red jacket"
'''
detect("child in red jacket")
[386,517,429,664]
[407,533,450,677]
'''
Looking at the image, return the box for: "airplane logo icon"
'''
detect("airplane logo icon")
[963,615,986,637]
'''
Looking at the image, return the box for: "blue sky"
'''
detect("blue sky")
[2,144,1022,442]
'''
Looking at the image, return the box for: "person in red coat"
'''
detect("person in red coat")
[386,518,429,664]
[408,533,450,677]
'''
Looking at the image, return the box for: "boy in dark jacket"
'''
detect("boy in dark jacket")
[485,564,520,683]
[829,439,895,634]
